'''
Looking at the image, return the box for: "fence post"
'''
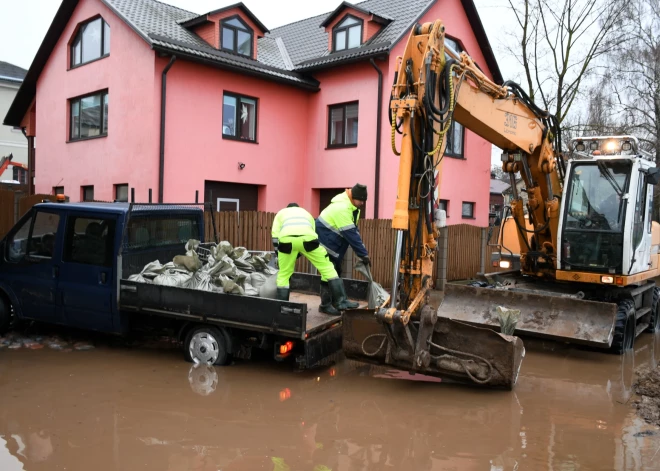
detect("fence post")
[480,227,487,274]
[435,226,448,290]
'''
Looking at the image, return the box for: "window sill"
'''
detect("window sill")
[69,54,110,71]
[67,134,108,143]
[326,144,358,150]
[445,154,465,160]
[462,216,476,220]
[222,135,258,145]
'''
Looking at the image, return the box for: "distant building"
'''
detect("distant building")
[0,61,28,184]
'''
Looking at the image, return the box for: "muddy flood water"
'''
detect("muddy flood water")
[2,331,660,471]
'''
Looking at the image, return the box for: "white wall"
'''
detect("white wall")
[0,81,27,182]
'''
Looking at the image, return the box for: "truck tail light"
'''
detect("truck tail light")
[279,341,294,355]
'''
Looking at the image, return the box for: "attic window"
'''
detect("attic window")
[221,16,253,57]
[71,17,110,68]
[333,15,362,52]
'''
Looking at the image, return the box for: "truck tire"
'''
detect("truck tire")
[0,295,10,335]
[183,326,229,366]
[611,300,635,355]
[646,287,660,333]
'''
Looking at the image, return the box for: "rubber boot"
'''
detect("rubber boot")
[319,281,340,315]
[276,287,290,301]
[329,278,359,310]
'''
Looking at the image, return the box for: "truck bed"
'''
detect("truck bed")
[118,273,368,339]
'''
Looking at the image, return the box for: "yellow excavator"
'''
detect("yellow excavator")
[341,18,660,389]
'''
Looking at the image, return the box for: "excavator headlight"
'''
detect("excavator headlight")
[622,141,632,151]
[575,142,585,152]
[590,141,599,150]
[605,140,618,153]
[499,260,511,269]
[601,276,614,284]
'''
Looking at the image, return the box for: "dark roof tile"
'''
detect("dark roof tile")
[0,61,28,83]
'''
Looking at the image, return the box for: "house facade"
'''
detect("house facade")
[0,61,28,184]
[4,0,502,226]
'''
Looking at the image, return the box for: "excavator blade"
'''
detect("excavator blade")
[341,308,525,390]
[437,283,617,348]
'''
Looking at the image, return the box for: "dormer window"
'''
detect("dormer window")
[221,16,253,57]
[71,17,110,68]
[333,15,362,52]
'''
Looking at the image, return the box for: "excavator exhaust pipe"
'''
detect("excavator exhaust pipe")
[342,306,525,390]
[437,283,618,347]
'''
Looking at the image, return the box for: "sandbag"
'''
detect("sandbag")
[173,252,202,272]
[153,270,192,287]
[127,274,152,283]
[183,271,214,292]
[354,260,389,308]
[259,273,278,299]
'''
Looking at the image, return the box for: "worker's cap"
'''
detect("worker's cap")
[287,202,299,208]
[351,184,368,201]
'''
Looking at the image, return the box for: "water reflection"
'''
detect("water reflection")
[0,334,659,470]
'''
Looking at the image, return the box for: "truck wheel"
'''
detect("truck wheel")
[0,295,11,335]
[611,300,635,354]
[646,287,660,333]
[184,326,228,366]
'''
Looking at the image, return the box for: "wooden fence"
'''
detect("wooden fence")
[204,211,497,286]
[0,192,57,239]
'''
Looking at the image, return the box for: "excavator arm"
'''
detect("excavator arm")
[341,21,526,390]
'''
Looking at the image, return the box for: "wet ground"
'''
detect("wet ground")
[1,330,660,470]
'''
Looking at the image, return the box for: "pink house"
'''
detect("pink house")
[4,0,502,226]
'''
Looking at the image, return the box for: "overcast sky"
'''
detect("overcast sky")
[0,0,517,165]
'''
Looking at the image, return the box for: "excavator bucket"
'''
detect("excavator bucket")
[437,283,618,348]
[342,307,525,390]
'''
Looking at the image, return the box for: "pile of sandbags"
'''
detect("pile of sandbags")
[128,239,278,298]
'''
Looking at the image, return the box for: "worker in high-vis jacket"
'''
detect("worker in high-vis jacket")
[316,183,370,277]
[272,203,358,314]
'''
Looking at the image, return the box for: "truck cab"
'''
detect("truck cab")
[0,202,203,334]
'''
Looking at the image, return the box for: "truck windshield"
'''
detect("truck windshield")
[565,160,631,232]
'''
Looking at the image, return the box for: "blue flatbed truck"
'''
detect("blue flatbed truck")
[0,201,368,367]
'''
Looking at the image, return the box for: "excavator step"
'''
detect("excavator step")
[636,322,650,337]
[636,307,652,320]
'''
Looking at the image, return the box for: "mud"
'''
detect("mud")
[2,330,660,470]
[633,365,660,426]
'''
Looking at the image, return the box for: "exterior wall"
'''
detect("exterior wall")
[208,8,265,59]
[193,22,218,49]
[303,61,380,218]
[378,0,495,226]
[34,0,158,201]
[160,57,310,212]
[0,82,27,181]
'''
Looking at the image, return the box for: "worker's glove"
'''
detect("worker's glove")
[361,256,371,267]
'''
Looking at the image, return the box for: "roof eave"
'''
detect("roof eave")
[295,49,389,72]
[151,44,319,91]
[4,0,81,126]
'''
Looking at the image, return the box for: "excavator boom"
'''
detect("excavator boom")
[341,21,526,389]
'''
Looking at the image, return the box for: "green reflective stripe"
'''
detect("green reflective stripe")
[318,216,341,235]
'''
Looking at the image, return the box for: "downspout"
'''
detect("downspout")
[159,55,177,203]
[21,129,35,196]
[369,58,383,218]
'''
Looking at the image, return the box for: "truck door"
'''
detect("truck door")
[5,208,63,324]
[57,213,118,333]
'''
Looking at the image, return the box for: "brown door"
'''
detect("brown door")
[204,181,258,211]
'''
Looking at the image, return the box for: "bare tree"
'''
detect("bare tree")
[505,0,627,126]
[610,0,660,160]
